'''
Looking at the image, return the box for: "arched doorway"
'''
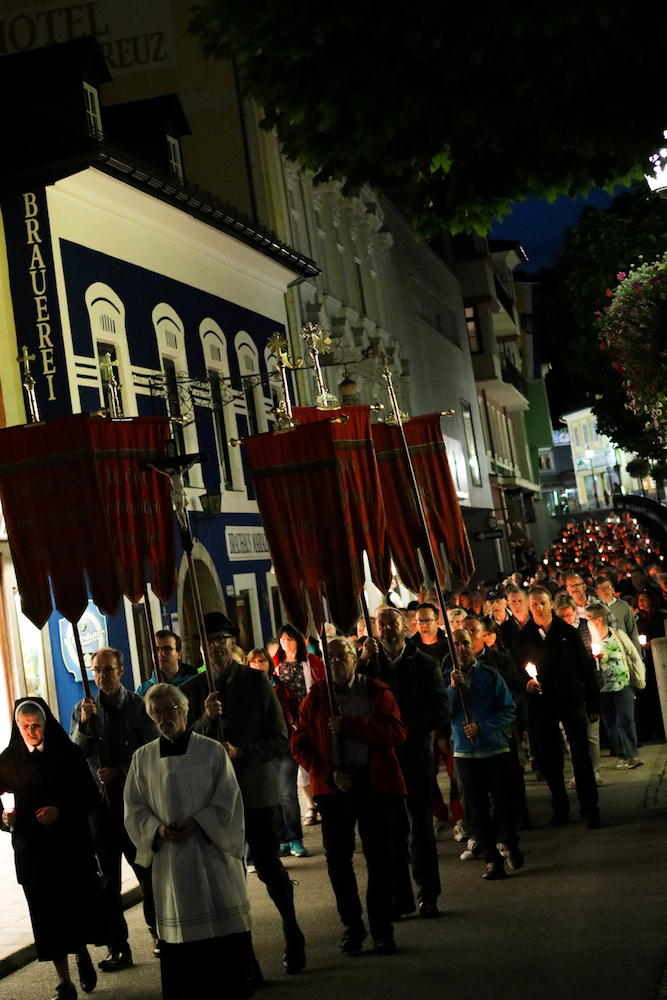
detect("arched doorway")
[178,548,225,669]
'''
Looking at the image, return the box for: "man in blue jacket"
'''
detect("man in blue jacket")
[444,629,522,880]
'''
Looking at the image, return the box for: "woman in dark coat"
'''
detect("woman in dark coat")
[0,698,105,1000]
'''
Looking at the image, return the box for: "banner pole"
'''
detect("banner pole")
[142,586,161,685]
[359,588,379,678]
[72,621,111,807]
[382,367,471,726]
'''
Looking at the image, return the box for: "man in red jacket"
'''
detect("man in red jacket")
[292,637,406,957]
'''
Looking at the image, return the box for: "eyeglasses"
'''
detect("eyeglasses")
[151,704,180,719]
[206,634,235,646]
[157,646,178,654]
[93,666,119,677]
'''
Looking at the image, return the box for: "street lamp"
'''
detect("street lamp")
[585,448,600,508]
[646,131,667,197]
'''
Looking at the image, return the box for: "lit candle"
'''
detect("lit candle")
[525,662,538,681]
[591,643,601,658]
[639,635,648,646]
[1,792,15,812]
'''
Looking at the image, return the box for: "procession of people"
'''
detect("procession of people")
[0,510,664,999]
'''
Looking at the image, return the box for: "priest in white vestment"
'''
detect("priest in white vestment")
[125,683,252,1000]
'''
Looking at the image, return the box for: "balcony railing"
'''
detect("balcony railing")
[501,358,527,398]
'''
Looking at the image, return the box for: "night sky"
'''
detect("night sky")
[489,188,628,272]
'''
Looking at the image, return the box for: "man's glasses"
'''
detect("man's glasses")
[206,634,235,646]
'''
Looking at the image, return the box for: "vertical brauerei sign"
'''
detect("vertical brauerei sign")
[1,188,71,419]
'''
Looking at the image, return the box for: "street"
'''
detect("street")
[0,745,666,1000]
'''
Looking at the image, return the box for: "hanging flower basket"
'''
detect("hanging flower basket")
[597,252,667,443]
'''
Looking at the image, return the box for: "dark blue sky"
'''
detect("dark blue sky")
[489,188,625,273]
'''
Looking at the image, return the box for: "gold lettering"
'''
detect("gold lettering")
[24,218,41,244]
[36,322,53,349]
[29,243,45,269]
[23,192,38,218]
[34,296,49,321]
[40,347,55,375]
[29,268,46,295]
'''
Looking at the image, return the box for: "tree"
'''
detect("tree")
[189,3,667,236]
[541,185,667,457]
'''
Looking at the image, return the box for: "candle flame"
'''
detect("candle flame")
[525,662,538,680]
[591,643,601,657]
[639,635,648,646]
[1,792,15,812]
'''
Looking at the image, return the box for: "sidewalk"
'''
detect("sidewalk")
[0,846,138,978]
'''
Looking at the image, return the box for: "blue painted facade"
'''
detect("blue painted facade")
[1,185,286,725]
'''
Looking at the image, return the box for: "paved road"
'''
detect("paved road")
[1,745,666,1000]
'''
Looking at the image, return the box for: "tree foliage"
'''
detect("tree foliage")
[541,185,667,457]
[189,2,667,235]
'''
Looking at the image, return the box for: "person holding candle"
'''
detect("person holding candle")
[444,630,521,880]
[515,587,602,829]
[584,603,645,769]
[554,594,604,788]
[0,698,105,1000]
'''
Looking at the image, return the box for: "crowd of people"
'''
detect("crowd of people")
[0,511,664,1000]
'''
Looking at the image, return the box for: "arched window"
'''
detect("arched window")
[200,319,243,491]
[235,332,269,435]
[84,283,135,415]
[152,304,202,488]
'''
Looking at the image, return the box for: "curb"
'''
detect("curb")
[645,743,667,813]
[0,885,142,981]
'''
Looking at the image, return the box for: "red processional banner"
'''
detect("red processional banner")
[292,406,391,595]
[244,420,361,635]
[0,414,176,627]
[372,414,474,592]
[88,417,177,606]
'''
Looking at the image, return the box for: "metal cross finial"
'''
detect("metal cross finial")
[100,352,123,418]
[267,332,301,430]
[300,323,340,410]
[17,345,40,423]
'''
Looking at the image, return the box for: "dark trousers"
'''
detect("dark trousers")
[89,800,155,951]
[394,748,441,905]
[456,753,518,863]
[274,752,304,843]
[316,771,397,940]
[244,805,302,945]
[160,932,251,1000]
[528,700,598,819]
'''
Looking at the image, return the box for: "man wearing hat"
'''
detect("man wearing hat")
[181,612,306,978]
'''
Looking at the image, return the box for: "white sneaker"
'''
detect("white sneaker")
[626,757,644,769]
[615,759,628,769]
[460,838,482,860]
[453,820,467,842]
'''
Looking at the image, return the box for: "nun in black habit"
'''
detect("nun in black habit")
[0,697,106,1000]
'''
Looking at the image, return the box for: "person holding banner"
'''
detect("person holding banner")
[1,698,105,1000]
[292,637,406,955]
[360,607,451,919]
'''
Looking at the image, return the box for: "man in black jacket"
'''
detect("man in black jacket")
[359,608,451,918]
[182,612,305,977]
[514,588,602,829]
